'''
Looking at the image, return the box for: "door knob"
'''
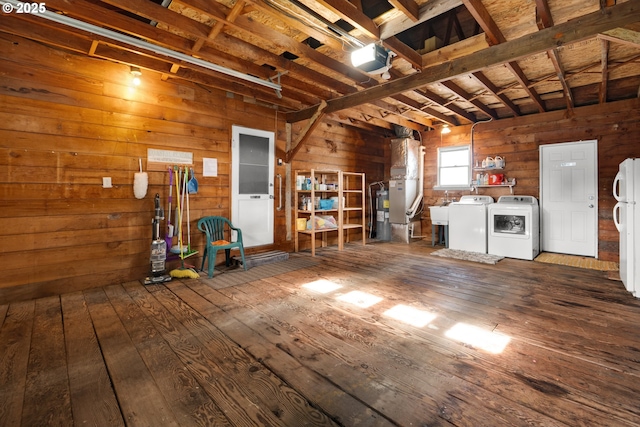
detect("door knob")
[588,204,594,208]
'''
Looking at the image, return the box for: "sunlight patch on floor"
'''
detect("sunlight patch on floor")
[337,290,383,308]
[302,279,343,294]
[384,304,437,328]
[445,323,511,354]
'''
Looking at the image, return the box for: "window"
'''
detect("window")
[436,145,470,189]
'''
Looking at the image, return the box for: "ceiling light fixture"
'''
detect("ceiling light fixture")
[130,66,142,86]
[1,0,281,92]
[441,124,451,134]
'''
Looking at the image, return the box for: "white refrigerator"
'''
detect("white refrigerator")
[613,158,638,297]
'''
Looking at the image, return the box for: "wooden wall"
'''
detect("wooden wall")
[0,34,386,303]
[421,97,640,262]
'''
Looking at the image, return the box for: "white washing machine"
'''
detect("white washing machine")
[488,196,540,260]
[448,195,495,253]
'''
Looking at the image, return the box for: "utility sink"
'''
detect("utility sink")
[429,206,449,225]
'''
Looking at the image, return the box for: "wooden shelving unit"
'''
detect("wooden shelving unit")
[294,170,365,256]
[340,171,366,248]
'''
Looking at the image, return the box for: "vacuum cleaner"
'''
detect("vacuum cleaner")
[144,193,172,285]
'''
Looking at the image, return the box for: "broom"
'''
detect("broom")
[170,166,199,279]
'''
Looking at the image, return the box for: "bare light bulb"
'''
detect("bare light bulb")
[130,66,142,87]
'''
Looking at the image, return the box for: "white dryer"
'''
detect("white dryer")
[488,196,540,260]
[448,195,494,254]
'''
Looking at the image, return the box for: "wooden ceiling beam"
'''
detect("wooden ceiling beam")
[286,100,327,163]
[99,0,210,39]
[191,0,246,53]
[287,1,640,122]
[387,0,420,22]
[311,0,379,40]
[534,0,554,29]
[600,39,609,104]
[379,0,463,40]
[533,0,566,113]
[416,88,476,123]
[391,94,458,126]
[243,0,346,51]
[461,0,505,45]
[504,62,546,112]
[471,72,521,116]
[598,28,640,48]
[369,100,434,128]
[421,33,489,68]
[352,105,425,130]
[382,37,422,70]
[547,49,574,112]
[440,80,498,119]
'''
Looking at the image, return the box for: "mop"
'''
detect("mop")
[170,166,199,279]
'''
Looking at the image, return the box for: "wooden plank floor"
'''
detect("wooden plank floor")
[2,241,640,426]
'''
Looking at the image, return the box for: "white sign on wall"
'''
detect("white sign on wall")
[147,148,193,164]
[203,157,218,177]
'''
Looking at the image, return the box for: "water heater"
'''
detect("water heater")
[376,190,390,241]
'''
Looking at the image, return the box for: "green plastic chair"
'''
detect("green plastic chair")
[197,216,247,278]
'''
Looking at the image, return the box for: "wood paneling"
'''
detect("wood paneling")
[422,97,640,262]
[0,33,384,303]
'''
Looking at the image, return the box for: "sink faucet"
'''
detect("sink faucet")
[441,191,450,206]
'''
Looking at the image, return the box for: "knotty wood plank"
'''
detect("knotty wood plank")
[22,296,73,426]
[0,304,7,328]
[103,283,230,426]
[125,281,336,427]
[83,287,181,426]
[61,291,124,427]
[0,300,34,426]
[169,279,397,427]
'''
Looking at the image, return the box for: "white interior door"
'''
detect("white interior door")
[540,140,598,257]
[232,125,274,248]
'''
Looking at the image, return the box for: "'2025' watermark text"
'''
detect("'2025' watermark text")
[2,2,47,14]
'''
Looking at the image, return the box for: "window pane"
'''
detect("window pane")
[441,166,469,186]
[438,145,470,187]
[441,149,468,167]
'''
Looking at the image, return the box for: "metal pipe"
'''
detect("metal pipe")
[406,146,425,219]
[1,0,282,91]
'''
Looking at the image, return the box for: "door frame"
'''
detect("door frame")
[231,125,275,248]
[539,139,598,258]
